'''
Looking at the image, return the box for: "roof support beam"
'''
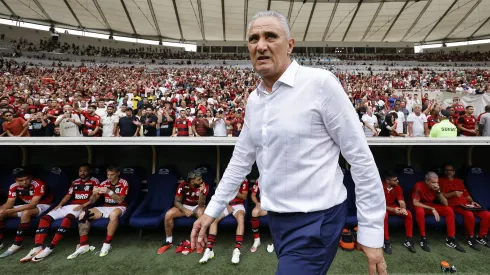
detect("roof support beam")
[470,16,490,38]
[322,0,339,41]
[267,0,271,11]
[147,0,162,38]
[221,0,226,41]
[342,0,363,42]
[172,0,184,41]
[63,0,82,27]
[32,0,51,21]
[120,0,137,36]
[381,0,408,42]
[401,0,432,41]
[243,0,249,41]
[287,0,294,22]
[362,0,384,41]
[422,0,458,42]
[0,0,16,16]
[92,0,111,30]
[197,0,205,40]
[445,0,481,39]
[303,0,317,41]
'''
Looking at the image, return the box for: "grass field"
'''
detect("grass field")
[0,227,488,275]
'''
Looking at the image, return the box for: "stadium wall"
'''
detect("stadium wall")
[424,43,490,53]
[0,138,489,183]
[196,40,414,48]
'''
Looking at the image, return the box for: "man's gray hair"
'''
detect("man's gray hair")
[246,11,291,40]
[425,171,438,181]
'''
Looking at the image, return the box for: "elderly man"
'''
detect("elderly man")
[191,11,386,275]
[411,172,465,253]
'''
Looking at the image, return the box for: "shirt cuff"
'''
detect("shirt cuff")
[356,225,384,248]
[203,199,226,219]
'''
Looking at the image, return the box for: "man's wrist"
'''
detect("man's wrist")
[108,190,115,196]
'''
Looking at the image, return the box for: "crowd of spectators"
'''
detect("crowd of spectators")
[0,53,489,138]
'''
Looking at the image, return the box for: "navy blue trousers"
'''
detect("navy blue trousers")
[268,200,347,275]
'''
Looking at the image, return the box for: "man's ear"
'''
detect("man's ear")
[287,38,295,55]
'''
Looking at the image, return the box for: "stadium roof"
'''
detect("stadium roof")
[0,0,489,44]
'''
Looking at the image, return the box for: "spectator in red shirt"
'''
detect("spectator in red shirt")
[440,164,490,250]
[457,106,477,136]
[382,171,414,254]
[2,110,29,137]
[228,108,245,137]
[411,172,465,253]
[79,105,101,137]
[426,108,440,130]
[172,109,193,137]
[192,110,210,137]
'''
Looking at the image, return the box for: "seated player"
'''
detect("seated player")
[382,171,415,254]
[67,166,129,259]
[440,164,490,250]
[0,168,52,258]
[199,179,248,264]
[157,171,208,254]
[411,172,464,253]
[20,164,100,262]
[250,179,269,253]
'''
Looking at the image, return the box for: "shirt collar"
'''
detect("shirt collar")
[257,60,299,93]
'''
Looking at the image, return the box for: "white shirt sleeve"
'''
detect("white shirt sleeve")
[204,107,257,218]
[319,72,386,248]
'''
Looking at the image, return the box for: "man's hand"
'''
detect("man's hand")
[99,187,108,194]
[184,209,193,217]
[471,201,481,208]
[399,208,408,216]
[53,205,62,211]
[359,244,387,275]
[190,214,216,251]
[92,187,100,194]
[455,191,463,197]
[432,208,440,222]
[73,205,83,212]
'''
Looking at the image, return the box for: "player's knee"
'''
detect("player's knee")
[252,208,260,217]
[444,206,454,216]
[78,211,86,220]
[414,206,424,215]
[109,211,120,221]
[235,212,245,223]
[20,210,31,219]
[164,209,175,221]
[406,210,413,219]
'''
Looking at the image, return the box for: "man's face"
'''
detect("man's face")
[16,176,31,188]
[247,16,294,80]
[197,111,203,118]
[126,109,133,116]
[3,112,13,121]
[425,176,439,190]
[414,106,421,114]
[467,107,474,115]
[0,99,8,105]
[444,165,455,178]
[386,177,399,187]
[146,108,153,114]
[88,106,95,114]
[190,176,203,187]
[107,107,114,115]
[180,110,186,118]
[98,101,105,108]
[448,107,455,115]
[79,166,90,180]
[107,170,120,183]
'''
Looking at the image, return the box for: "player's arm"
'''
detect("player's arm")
[385,205,397,212]
[105,189,125,204]
[407,121,413,136]
[235,188,248,201]
[251,192,259,205]
[1,197,15,211]
[398,200,407,209]
[9,195,42,213]
[436,190,448,206]
[412,197,435,210]
[174,195,186,212]
[56,194,72,208]
[198,192,206,208]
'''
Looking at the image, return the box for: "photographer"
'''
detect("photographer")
[211,108,227,137]
[27,112,48,137]
[55,105,81,137]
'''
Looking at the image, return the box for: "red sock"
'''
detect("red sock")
[80,235,89,246]
[104,234,113,244]
[14,222,31,246]
[0,220,4,242]
[251,217,260,239]
[207,234,216,249]
[35,215,53,246]
[235,235,243,250]
[50,214,75,248]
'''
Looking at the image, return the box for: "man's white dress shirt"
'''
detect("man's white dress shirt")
[204,60,385,248]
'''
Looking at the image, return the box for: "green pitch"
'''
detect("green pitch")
[0,228,488,275]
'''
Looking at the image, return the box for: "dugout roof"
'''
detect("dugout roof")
[0,0,488,43]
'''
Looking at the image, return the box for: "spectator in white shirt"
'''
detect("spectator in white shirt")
[54,105,81,137]
[362,106,378,137]
[95,100,107,117]
[211,109,227,137]
[101,105,119,137]
[407,104,428,137]
[191,10,386,275]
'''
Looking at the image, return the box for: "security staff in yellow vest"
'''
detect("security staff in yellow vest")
[430,110,457,138]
